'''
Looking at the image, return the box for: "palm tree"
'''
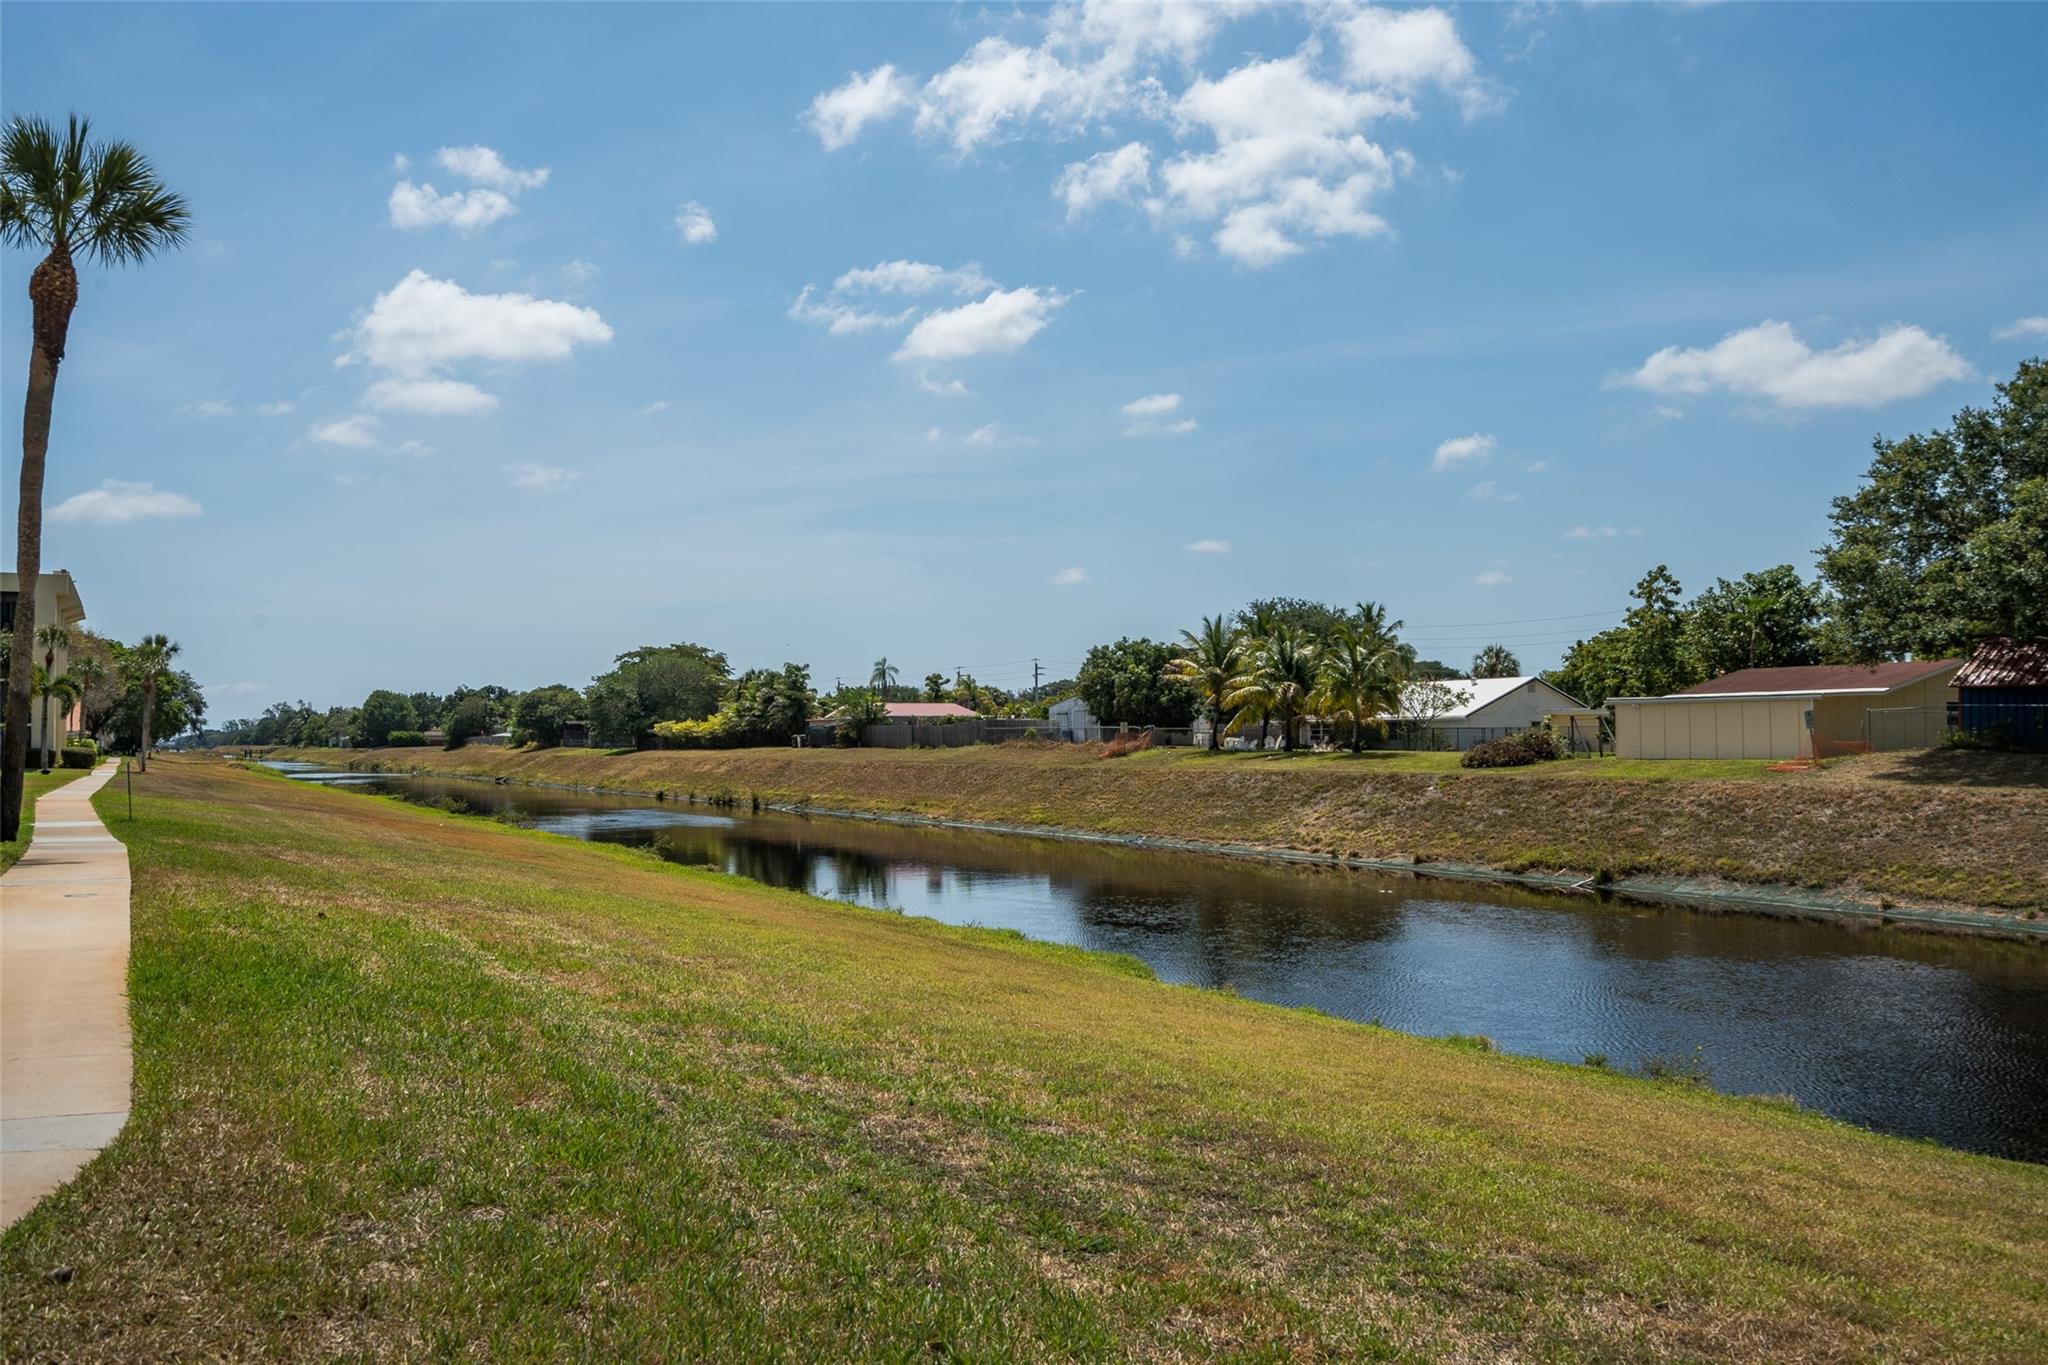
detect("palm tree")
[1225,625,1320,753]
[922,672,947,703]
[1,115,189,838]
[32,669,79,771]
[68,652,106,739]
[1165,614,1242,751]
[1314,625,1406,754]
[34,621,69,767]
[126,633,179,771]
[1471,643,1520,679]
[869,657,899,697]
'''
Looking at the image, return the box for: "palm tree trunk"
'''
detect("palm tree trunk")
[139,677,156,772]
[2,317,62,840]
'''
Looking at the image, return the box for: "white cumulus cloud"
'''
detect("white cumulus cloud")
[390,145,547,233]
[1473,568,1512,588]
[1994,316,2048,341]
[1052,565,1088,586]
[1121,392,1182,417]
[1432,432,1495,470]
[808,65,915,150]
[183,399,234,418]
[1055,142,1151,220]
[1186,538,1230,554]
[810,5,1487,267]
[388,181,517,233]
[308,414,380,449]
[50,479,203,525]
[1619,320,1971,410]
[364,377,500,416]
[434,145,548,191]
[342,270,612,376]
[504,462,578,492]
[893,286,1067,364]
[833,260,992,296]
[675,201,717,245]
[1564,525,1620,540]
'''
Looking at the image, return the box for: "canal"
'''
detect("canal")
[266,761,2048,1161]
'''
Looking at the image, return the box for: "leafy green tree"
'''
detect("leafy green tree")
[2,115,190,838]
[1819,360,2048,659]
[730,663,814,744]
[834,689,887,745]
[922,672,947,703]
[585,643,730,746]
[1235,597,1358,646]
[354,689,417,748]
[1075,637,1197,728]
[1547,566,1701,702]
[1225,625,1320,752]
[513,684,583,747]
[1166,614,1244,749]
[1621,565,1696,697]
[1544,630,1629,709]
[298,712,332,748]
[1471,643,1520,678]
[1684,565,1824,677]
[444,694,497,747]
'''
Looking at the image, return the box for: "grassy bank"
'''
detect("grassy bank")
[1,756,2043,1359]
[272,742,2048,912]
[0,764,88,874]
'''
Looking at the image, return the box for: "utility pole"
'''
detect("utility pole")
[1032,658,1042,700]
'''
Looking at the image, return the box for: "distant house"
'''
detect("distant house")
[1384,676,1602,751]
[466,731,514,748]
[1046,696,1098,740]
[1,569,87,752]
[421,728,448,747]
[1610,660,1961,759]
[879,702,978,721]
[1952,638,2048,746]
[560,720,592,748]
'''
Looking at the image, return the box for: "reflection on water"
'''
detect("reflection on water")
[263,761,2048,1160]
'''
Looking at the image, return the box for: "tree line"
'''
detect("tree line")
[0,626,199,768]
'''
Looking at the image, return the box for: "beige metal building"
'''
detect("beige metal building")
[1609,660,1960,760]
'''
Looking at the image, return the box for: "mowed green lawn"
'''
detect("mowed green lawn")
[0,763,87,873]
[3,758,2042,1360]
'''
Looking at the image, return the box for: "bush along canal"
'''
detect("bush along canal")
[267,761,2048,1161]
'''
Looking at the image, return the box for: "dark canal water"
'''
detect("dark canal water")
[266,761,2048,1161]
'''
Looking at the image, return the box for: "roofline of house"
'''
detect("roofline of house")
[1612,660,1959,705]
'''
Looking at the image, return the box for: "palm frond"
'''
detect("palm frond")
[0,113,187,260]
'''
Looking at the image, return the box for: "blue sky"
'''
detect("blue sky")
[4,2,2044,712]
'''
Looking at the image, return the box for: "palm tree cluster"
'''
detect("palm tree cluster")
[1168,602,1411,753]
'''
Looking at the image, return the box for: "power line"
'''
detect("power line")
[1402,608,1625,631]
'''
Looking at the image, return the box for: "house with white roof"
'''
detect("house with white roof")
[1384,675,1602,751]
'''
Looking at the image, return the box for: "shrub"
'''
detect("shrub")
[650,711,744,749]
[60,745,98,769]
[1461,729,1564,768]
[386,730,431,747]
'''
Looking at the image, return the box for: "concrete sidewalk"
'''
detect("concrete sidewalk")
[1,760,130,1231]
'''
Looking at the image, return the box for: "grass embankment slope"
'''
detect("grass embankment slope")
[283,742,2048,912]
[4,759,2044,1360]
[0,764,88,873]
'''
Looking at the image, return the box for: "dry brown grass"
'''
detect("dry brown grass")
[276,742,2048,911]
